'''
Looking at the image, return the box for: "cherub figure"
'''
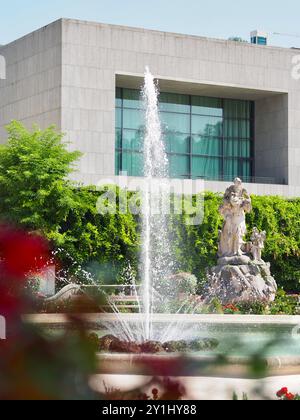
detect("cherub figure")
[250,227,266,262]
[218,178,252,257]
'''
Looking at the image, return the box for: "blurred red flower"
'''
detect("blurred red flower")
[0,225,49,279]
[0,225,50,318]
[223,304,239,312]
[277,387,288,398]
[286,393,295,401]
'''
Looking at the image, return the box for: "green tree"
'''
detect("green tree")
[56,186,139,278]
[0,122,139,284]
[228,36,248,43]
[0,121,81,235]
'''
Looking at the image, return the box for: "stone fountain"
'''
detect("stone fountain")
[205,178,277,305]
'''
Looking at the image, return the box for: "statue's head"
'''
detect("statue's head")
[234,177,242,186]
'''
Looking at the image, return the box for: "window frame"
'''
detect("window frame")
[115,88,254,181]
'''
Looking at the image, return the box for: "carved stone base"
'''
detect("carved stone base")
[205,260,277,305]
[217,255,251,266]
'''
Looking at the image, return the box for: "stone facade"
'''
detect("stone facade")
[1,19,300,196]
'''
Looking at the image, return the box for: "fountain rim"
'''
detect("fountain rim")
[96,352,300,379]
[23,313,300,326]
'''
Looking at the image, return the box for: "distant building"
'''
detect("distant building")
[0,19,299,196]
[251,30,268,46]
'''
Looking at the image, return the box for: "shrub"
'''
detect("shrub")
[269,289,299,315]
[166,272,198,296]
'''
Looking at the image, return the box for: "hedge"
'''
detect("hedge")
[58,189,300,292]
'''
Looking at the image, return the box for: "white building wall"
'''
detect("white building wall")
[0,20,62,140]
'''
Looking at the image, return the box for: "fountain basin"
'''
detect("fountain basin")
[96,353,300,378]
[24,313,300,379]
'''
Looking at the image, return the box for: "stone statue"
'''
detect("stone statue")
[204,178,277,305]
[250,227,266,262]
[218,178,252,258]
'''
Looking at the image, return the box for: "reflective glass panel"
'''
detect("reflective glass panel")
[166,133,190,154]
[116,88,254,180]
[122,129,144,152]
[159,92,190,113]
[161,112,190,134]
[192,136,222,157]
[123,109,144,130]
[192,96,223,117]
[169,155,190,178]
[192,157,222,179]
[123,89,142,109]
[192,115,223,136]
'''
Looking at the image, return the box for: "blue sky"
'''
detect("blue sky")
[1,0,300,48]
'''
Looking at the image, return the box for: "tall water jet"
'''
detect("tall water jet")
[141,67,174,340]
[91,68,202,345]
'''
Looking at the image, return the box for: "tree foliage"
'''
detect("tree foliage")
[0,122,138,282]
[0,121,81,233]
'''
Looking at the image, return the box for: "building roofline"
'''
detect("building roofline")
[0,18,63,49]
[1,17,296,54]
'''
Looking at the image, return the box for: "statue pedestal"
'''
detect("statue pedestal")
[217,255,251,266]
[205,258,277,305]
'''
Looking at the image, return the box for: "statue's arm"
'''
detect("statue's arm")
[219,202,230,217]
[242,196,252,213]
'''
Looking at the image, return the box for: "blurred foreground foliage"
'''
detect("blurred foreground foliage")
[0,224,298,400]
[0,122,299,292]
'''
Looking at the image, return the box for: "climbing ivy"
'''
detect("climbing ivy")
[173,193,300,292]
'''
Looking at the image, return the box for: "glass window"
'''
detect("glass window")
[224,100,250,119]
[161,112,190,134]
[242,160,252,179]
[224,119,239,138]
[121,152,143,177]
[122,129,144,152]
[239,120,250,138]
[258,37,267,46]
[115,88,254,181]
[169,155,190,178]
[192,115,223,136]
[115,150,121,175]
[224,138,251,159]
[116,88,122,108]
[123,89,142,109]
[224,158,239,179]
[191,96,223,117]
[192,136,222,157]
[192,156,221,180]
[240,140,251,158]
[115,108,122,129]
[123,109,144,130]
[159,92,190,113]
[224,119,251,139]
[224,139,239,158]
[115,128,122,149]
[166,133,190,154]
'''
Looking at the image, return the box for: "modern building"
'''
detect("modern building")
[0,18,299,196]
[250,30,268,46]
